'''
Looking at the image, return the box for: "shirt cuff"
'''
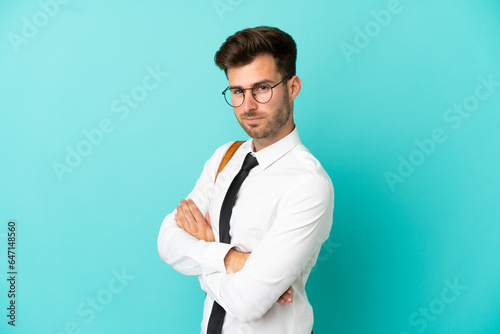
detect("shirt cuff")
[201,242,234,274]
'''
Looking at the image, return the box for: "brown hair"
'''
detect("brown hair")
[214,26,297,78]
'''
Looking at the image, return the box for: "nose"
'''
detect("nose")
[239,89,258,112]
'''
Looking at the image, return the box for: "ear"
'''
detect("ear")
[287,75,302,102]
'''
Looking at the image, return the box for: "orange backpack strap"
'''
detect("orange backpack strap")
[215,141,245,183]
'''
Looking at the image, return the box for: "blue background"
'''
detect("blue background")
[1,0,499,333]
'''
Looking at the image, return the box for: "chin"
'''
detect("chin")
[248,130,271,140]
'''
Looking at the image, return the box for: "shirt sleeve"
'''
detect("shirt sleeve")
[198,175,334,322]
[157,142,235,276]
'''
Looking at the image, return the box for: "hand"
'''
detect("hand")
[224,249,251,274]
[276,286,293,305]
[175,199,215,242]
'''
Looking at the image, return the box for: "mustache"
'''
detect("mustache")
[242,112,264,118]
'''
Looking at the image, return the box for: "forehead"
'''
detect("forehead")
[227,54,280,87]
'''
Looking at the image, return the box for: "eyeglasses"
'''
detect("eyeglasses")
[222,75,292,108]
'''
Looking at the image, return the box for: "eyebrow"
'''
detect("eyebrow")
[228,79,275,90]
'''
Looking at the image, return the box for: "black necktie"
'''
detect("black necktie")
[207,152,259,334]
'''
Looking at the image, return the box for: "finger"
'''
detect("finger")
[277,292,292,304]
[286,287,293,302]
[180,200,197,230]
[281,291,291,302]
[177,205,189,231]
[205,211,211,227]
[279,286,293,304]
[187,199,207,225]
[175,213,182,228]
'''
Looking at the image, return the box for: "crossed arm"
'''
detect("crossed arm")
[157,142,333,322]
[173,174,332,324]
[175,198,294,305]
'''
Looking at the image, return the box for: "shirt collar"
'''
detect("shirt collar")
[246,126,301,171]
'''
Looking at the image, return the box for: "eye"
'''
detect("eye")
[255,85,270,93]
[231,89,243,95]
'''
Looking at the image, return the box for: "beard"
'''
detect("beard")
[236,91,292,140]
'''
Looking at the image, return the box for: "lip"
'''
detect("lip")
[245,117,264,124]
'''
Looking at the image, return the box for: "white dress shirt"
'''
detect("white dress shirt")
[157,127,334,334]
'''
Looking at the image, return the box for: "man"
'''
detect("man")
[157,26,334,334]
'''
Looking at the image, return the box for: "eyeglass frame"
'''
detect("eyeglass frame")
[221,74,293,107]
